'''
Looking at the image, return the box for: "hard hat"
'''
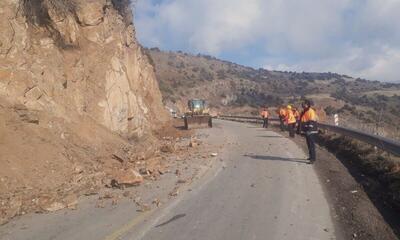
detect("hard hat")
[287,105,292,109]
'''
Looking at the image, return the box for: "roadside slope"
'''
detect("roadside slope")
[0,0,168,224]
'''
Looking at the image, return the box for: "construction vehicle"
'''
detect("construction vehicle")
[184,99,212,130]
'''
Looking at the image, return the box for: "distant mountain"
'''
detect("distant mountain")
[145,47,400,139]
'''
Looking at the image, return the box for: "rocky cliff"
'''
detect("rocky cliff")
[0,0,168,224]
[1,0,167,138]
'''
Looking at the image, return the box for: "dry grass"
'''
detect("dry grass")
[20,0,78,49]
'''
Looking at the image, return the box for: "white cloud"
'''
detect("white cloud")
[135,0,400,82]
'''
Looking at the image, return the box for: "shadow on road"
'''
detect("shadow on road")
[244,154,309,164]
[155,214,186,228]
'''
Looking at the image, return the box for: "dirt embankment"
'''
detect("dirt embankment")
[316,132,400,239]
[0,0,169,225]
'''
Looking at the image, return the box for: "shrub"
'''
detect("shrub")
[21,0,78,48]
[21,0,77,26]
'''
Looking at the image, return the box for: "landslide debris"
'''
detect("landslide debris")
[0,0,169,225]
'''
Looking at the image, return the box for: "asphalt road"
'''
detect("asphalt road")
[126,120,337,240]
[0,120,338,240]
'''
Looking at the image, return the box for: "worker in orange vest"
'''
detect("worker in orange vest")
[285,105,296,138]
[260,106,269,128]
[301,100,319,164]
[278,106,287,131]
[293,107,301,134]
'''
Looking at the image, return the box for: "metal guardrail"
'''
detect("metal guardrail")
[218,115,400,156]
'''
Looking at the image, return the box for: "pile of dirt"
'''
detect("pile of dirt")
[0,0,169,225]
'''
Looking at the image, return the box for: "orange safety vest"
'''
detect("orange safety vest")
[301,108,318,122]
[279,108,287,118]
[260,110,269,118]
[293,110,300,120]
[286,109,296,124]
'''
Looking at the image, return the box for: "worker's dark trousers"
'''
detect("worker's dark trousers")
[296,120,301,134]
[279,117,285,131]
[262,118,269,128]
[306,133,317,161]
[288,123,295,138]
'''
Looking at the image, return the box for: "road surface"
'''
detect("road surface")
[0,120,339,240]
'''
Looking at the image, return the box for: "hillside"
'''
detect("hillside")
[0,0,169,224]
[146,48,400,138]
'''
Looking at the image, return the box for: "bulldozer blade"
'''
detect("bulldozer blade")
[184,116,212,130]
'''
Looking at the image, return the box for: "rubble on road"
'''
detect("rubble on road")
[160,144,176,153]
[169,187,179,197]
[0,118,223,226]
[111,169,144,189]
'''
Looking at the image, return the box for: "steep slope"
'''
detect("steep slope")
[147,48,400,138]
[0,0,168,224]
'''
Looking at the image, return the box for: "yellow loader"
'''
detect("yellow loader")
[184,99,212,130]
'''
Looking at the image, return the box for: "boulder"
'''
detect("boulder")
[0,198,22,225]
[112,169,143,188]
[160,144,176,153]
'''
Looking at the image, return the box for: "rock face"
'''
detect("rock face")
[0,0,167,138]
[0,0,168,224]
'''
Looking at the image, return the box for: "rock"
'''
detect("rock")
[76,0,106,26]
[24,87,43,101]
[74,165,84,174]
[152,198,161,207]
[139,168,149,176]
[0,198,22,225]
[211,153,218,157]
[63,194,78,210]
[96,201,105,208]
[43,202,66,212]
[160,144,176,153]
[111,169,144,188]
[137,203,151,212]
[99,192,113,199]
[134,197,141,204]
[177,179,186,184]
[169,188,179,197]
[112,153,126,163]
[0,0,170,222]
[13,104,39,124]
[189,140,198,147]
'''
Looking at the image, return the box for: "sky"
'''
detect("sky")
[134,0,400,83]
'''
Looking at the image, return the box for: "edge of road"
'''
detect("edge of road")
[266,123,399,240]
